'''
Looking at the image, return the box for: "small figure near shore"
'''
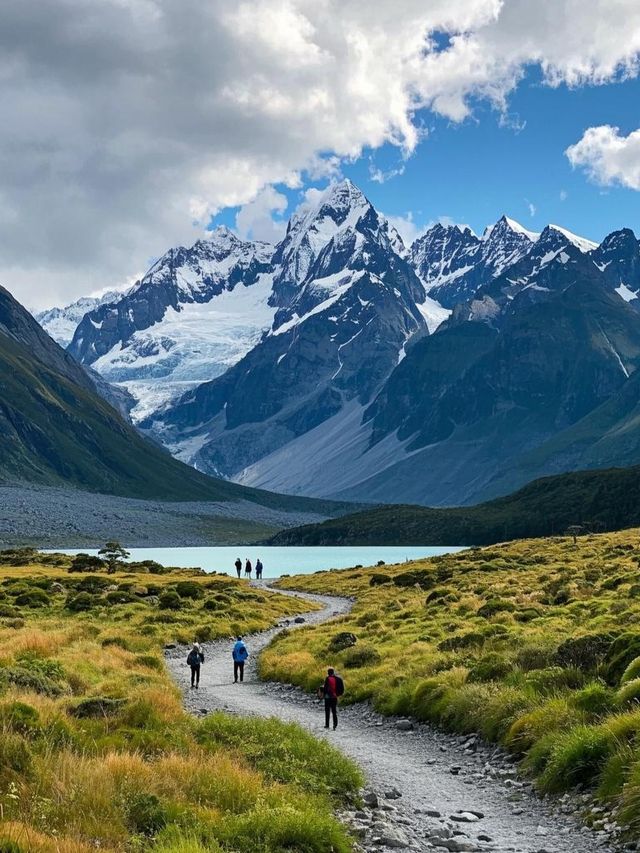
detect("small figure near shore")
[234,557,242,579]
[319,667,344,730]
[255,558,263,580]
[233,636,249,682]
[244,558,252,578]
[187,642,204,689]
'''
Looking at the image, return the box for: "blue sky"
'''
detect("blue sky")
[213,71,640,245]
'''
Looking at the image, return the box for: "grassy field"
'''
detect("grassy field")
[262,529,640,829]
[0,549,363,852]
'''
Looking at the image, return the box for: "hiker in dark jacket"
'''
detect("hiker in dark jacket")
[255,558,263,580]
[187,642,204,689]
[232,636,249,682]
[244,558,252,578]
[321,667,344,730]
[234,557,242,579]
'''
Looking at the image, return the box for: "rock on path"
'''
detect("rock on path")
[165,585,623,853]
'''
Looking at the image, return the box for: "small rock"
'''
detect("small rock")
[384,787,402,800]
[449,765,462,775]
[424,808,442,818]
[376,826,410,849]
[396,719,414,731]
[164,643,177,650]
[294,616,306,623]
[363,791,379,808]
[450,812,481,823]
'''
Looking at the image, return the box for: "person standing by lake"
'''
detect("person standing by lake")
[187,642,204,689]
[233,636,249,682]
[255,558,263,580]
[244,558,252,578]
[234,557,242,579]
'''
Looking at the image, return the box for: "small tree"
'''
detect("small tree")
[566,525,584,545]
[98,542,130,574]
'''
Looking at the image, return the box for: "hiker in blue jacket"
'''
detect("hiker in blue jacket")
[232,636,249,683]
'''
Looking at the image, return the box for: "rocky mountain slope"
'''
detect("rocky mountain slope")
[143,181,447,474]
[37,179,640,507]
[65,227,275,420]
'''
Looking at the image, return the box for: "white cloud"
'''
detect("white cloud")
[526,200,536,217]
[559,189,568,201]
[234,186,289,243]
[1,0,639,307]
[384,212,422,245]
[566,125,640,190]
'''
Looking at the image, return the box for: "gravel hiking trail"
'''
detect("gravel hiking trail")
[165,585,620,853]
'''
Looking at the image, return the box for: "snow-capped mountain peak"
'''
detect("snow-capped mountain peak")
[547,224,598,253]
[482,214,539,243]
[35,289,125,348]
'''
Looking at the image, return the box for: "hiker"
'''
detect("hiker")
[320,667,344,730]
[244,558,252,578]
[187,642,205,689]
[233,636,249,682]
[255,558,263,580]
[234,557,242,579]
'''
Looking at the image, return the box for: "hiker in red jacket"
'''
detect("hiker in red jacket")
[321,667,344,730]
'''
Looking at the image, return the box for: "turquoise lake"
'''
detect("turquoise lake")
[53,545,466,576]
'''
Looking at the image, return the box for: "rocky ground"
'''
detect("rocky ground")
[0,483,328,547]
[166,586,632,853]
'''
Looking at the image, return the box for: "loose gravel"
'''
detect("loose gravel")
[0,483,327,547]
[166,585,630,853]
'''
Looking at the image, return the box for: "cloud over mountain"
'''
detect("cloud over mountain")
[1,0,639,307]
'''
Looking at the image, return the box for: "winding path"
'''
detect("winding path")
[165,586,618,853]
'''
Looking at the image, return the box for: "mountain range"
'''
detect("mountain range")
[36,179,640,507]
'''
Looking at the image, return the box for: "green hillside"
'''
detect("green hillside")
[268,464,640,545]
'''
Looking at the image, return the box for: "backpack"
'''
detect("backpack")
[335,675,345,697]
[187,650,200,666]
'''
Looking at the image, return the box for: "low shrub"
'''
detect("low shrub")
[0,702,40,736]
[515,643,555,671]
[68,696,126,718]
[105,590,138,605]
[476,599,516,618]
[554,633,612,672]
[570,682,615,716]
[468,652,512,682]
[14,589,50,608]
[66,592,97,612]
[369,573,392,586]
[77,575,111,593]
[158,591,182,610]
[523,666,585,694]
[124,792,167,836]
[175,581,204,600]
[438,631,483,652]
[328,632,357,652]
[343,645,381,668]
